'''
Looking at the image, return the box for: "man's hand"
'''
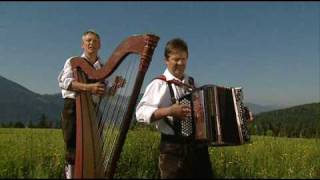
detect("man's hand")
[88,82,105,95]
[248,111,254,123]
[244,106,254,123]
[169,102,191,120]
[70,81,104,95]
[151,102,191,123]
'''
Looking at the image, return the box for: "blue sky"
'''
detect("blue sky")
[0,2,319,107]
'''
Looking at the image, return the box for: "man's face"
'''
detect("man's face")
[165,50,188,80]
[81,33,101,55]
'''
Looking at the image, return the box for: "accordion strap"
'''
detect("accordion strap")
[155,75,195,91]
[167,81,182,136]
[153,75,179,135]
[79,58,102,84]
[154,75,196,136]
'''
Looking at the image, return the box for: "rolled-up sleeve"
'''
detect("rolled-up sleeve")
[135,80,167,124]
[58,58,74,90]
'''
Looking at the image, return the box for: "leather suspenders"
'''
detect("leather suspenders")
[154,75,195,136]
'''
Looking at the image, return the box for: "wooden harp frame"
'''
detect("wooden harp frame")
[70,34,159,178]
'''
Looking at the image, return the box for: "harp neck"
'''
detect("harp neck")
[71,34,159,81]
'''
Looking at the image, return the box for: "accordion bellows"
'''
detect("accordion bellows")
[178,85,251,146]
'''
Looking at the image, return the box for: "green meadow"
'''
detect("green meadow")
[0,127,319,178]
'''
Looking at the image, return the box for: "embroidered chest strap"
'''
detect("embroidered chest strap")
[154,75,196,136]
[154,75,179,135]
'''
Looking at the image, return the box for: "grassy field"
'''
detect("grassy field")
[0,128,64,178]
[0,127,319,178]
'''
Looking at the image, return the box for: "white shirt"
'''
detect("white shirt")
[135,69,197,135]
[57,53,103,99]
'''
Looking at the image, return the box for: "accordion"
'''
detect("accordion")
[178,85,251,146]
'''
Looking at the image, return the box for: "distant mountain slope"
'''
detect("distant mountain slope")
[0,74,309,128]
[252,102,320,138]
[0,75,63,123]
[137,93,282,115]
[255,102,319,123]
[245,102,283,114]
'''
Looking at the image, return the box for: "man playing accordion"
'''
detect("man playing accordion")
[136,38,213,178]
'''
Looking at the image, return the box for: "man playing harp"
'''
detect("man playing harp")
[58,30,105,179]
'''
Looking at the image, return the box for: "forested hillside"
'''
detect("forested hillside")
[250,102,320,138]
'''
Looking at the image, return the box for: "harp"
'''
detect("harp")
[70,34,159,178]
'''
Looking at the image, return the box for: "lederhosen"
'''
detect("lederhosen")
[61,58,101,165]
[61,97,76,165]
[155,75,213,179]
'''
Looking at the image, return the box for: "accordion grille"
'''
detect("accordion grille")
[180,98,193,136]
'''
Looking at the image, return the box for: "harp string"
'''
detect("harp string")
[96,83,126,165]
[97,66,125,131]
[96,86,109,130]
[102,56,139,169]
[101,59,135,168]
[100,62,130,130]
[81,53,139,175]
[101,60,136,170]
[92,62,131,172]
[89,77,120,154]
[95,57,133,159]
[97,73,123,134]
[94,68,113,128]
[95,93,102,126]
[103,60,139,169]
[94,83,121,171]
[95,55,138,169]
[78,57,128,174]
[96,58,133,147]
[92,79,109,140]
[81,76,103,173]
[98,58,133,154]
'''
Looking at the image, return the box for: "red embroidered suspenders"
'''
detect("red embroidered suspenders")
[153,75,195,136]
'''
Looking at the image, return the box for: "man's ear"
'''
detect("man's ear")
[97,41,101,50]
[81,41,84,49]
[164,58,168,65]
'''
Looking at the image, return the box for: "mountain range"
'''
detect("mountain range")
[245,103,285,115]
[0,75,63,123]
[0,75,284,124]
[252,102,319,138]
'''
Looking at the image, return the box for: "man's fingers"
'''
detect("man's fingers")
[98,84,105,88]
[98,87,105,93]
[93,85,105,95]
[182,106,191,111]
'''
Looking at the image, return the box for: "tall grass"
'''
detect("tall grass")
[114,127,160,178]
[211,136,320,178]
[0,128,64,178]
[0,127,319,178]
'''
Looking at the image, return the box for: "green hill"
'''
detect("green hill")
[251,102,320,138]
[0,75,63,124]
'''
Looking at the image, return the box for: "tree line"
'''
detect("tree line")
[0,114,61,129]
[1,102,319,139]
[249,103,320,138]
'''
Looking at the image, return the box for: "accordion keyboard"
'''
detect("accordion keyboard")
[234,88,250,142]
[179,98,193,136]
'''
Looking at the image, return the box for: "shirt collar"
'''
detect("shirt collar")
[163,68,188,83]
[81,53,102,68]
